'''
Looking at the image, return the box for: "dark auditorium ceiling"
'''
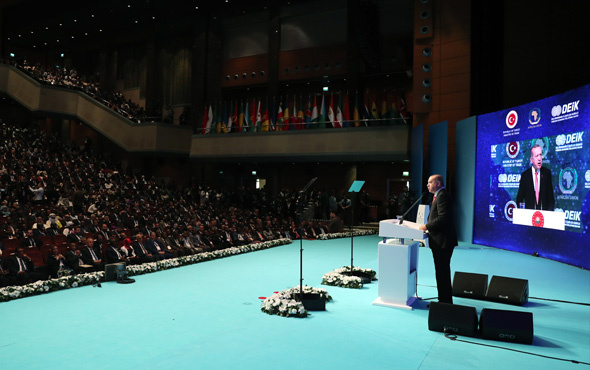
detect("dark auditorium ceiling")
[2,0,315,52]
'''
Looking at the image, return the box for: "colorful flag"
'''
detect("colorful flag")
[250,98,256,132]
[243,100,250,132]
[342,92,350,128]
[232,101,238,131]
[255,99,262,132]
[283,98,290,131]
[201,104,210,134]
[226,101,233,133]
[334,94,343,128]
[304,95,312,128]
[311,95,319,129]
[276,101,284,131]
[318,94,326,129]
[371,99,379,126]
[327,94,336,128]
[353,93,361,127]
[296,95,304,130]
[261,106,270,132]
[362,90,371,127]
[237,101,244,132]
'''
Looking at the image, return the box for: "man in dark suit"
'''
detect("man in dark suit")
[21,229,42,249]
[516,144,555,211]
[132,233,156,263]
[145,232,173,260]
[80,237,104,271]
[7,247,46,284]
[419,174,458,304]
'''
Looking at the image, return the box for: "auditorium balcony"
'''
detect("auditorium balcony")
[0,63,409,162]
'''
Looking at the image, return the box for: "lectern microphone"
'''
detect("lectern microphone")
[399,192,428,225]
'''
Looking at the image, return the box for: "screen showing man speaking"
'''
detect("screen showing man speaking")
[473,84,590,269]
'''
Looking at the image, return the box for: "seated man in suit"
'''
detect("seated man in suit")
[0,255,18,287]
[80,237,104,271]
[105,240,130,264]
[132,233,156,263]
[21,229,42,249]
[145,232,174,260]
[65,243,93,274]
[47,245,72,278]
[7,247,46,285]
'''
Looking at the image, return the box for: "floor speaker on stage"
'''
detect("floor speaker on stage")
[452,271,488,300]
[486,275,529,305]
[428,302,478,337]
[480,308,534,344]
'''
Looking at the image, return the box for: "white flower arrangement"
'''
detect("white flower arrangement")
[317,229,377,240]
[321,266,377,289]
[261,285,333,318]
[0,272,104,301]
[0,239,290,302]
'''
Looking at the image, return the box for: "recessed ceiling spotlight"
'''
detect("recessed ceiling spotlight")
[74,19,78,22]
[59,23,63,26]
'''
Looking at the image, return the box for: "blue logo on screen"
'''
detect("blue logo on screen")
[528,108,541,125]
[559,167,578,194]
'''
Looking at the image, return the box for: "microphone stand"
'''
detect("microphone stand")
[398,192,428,225]
[296,177,317,301]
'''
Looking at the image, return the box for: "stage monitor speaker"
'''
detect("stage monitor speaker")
[104,262,126,282]
[480,308,534,344]
[486,275,529,305]
[452,271,488,300]
[428,302,478,337]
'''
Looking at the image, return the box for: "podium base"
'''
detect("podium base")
[372,296,418,310]
[300,293,326,311]
[340,270,373,284]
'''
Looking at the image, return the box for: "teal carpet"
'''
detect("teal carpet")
[1,235,588,369]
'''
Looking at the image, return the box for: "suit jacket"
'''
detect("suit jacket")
[132,241,151,257]
[21,237,41,249]
[81,245,102,264]
[425,188,458,251]
[65,250,85,269]
[47,254,67,277]
[516,166,555,211]
[106,244,125,263]
[7,255,35,276]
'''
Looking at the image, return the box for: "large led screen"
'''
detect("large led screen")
[474,85,589,269]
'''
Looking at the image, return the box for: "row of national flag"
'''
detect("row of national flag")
[200,91,408,134]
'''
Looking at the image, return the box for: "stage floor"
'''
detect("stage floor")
[1,235,588,369]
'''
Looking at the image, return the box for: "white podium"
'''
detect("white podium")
[513,208,565,231]
[373,219,428,310]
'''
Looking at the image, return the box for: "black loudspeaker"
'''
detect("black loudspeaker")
[480,308,534,344]
[486,275,529,305]
[428,302,478,337]
[452,272,488,300]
